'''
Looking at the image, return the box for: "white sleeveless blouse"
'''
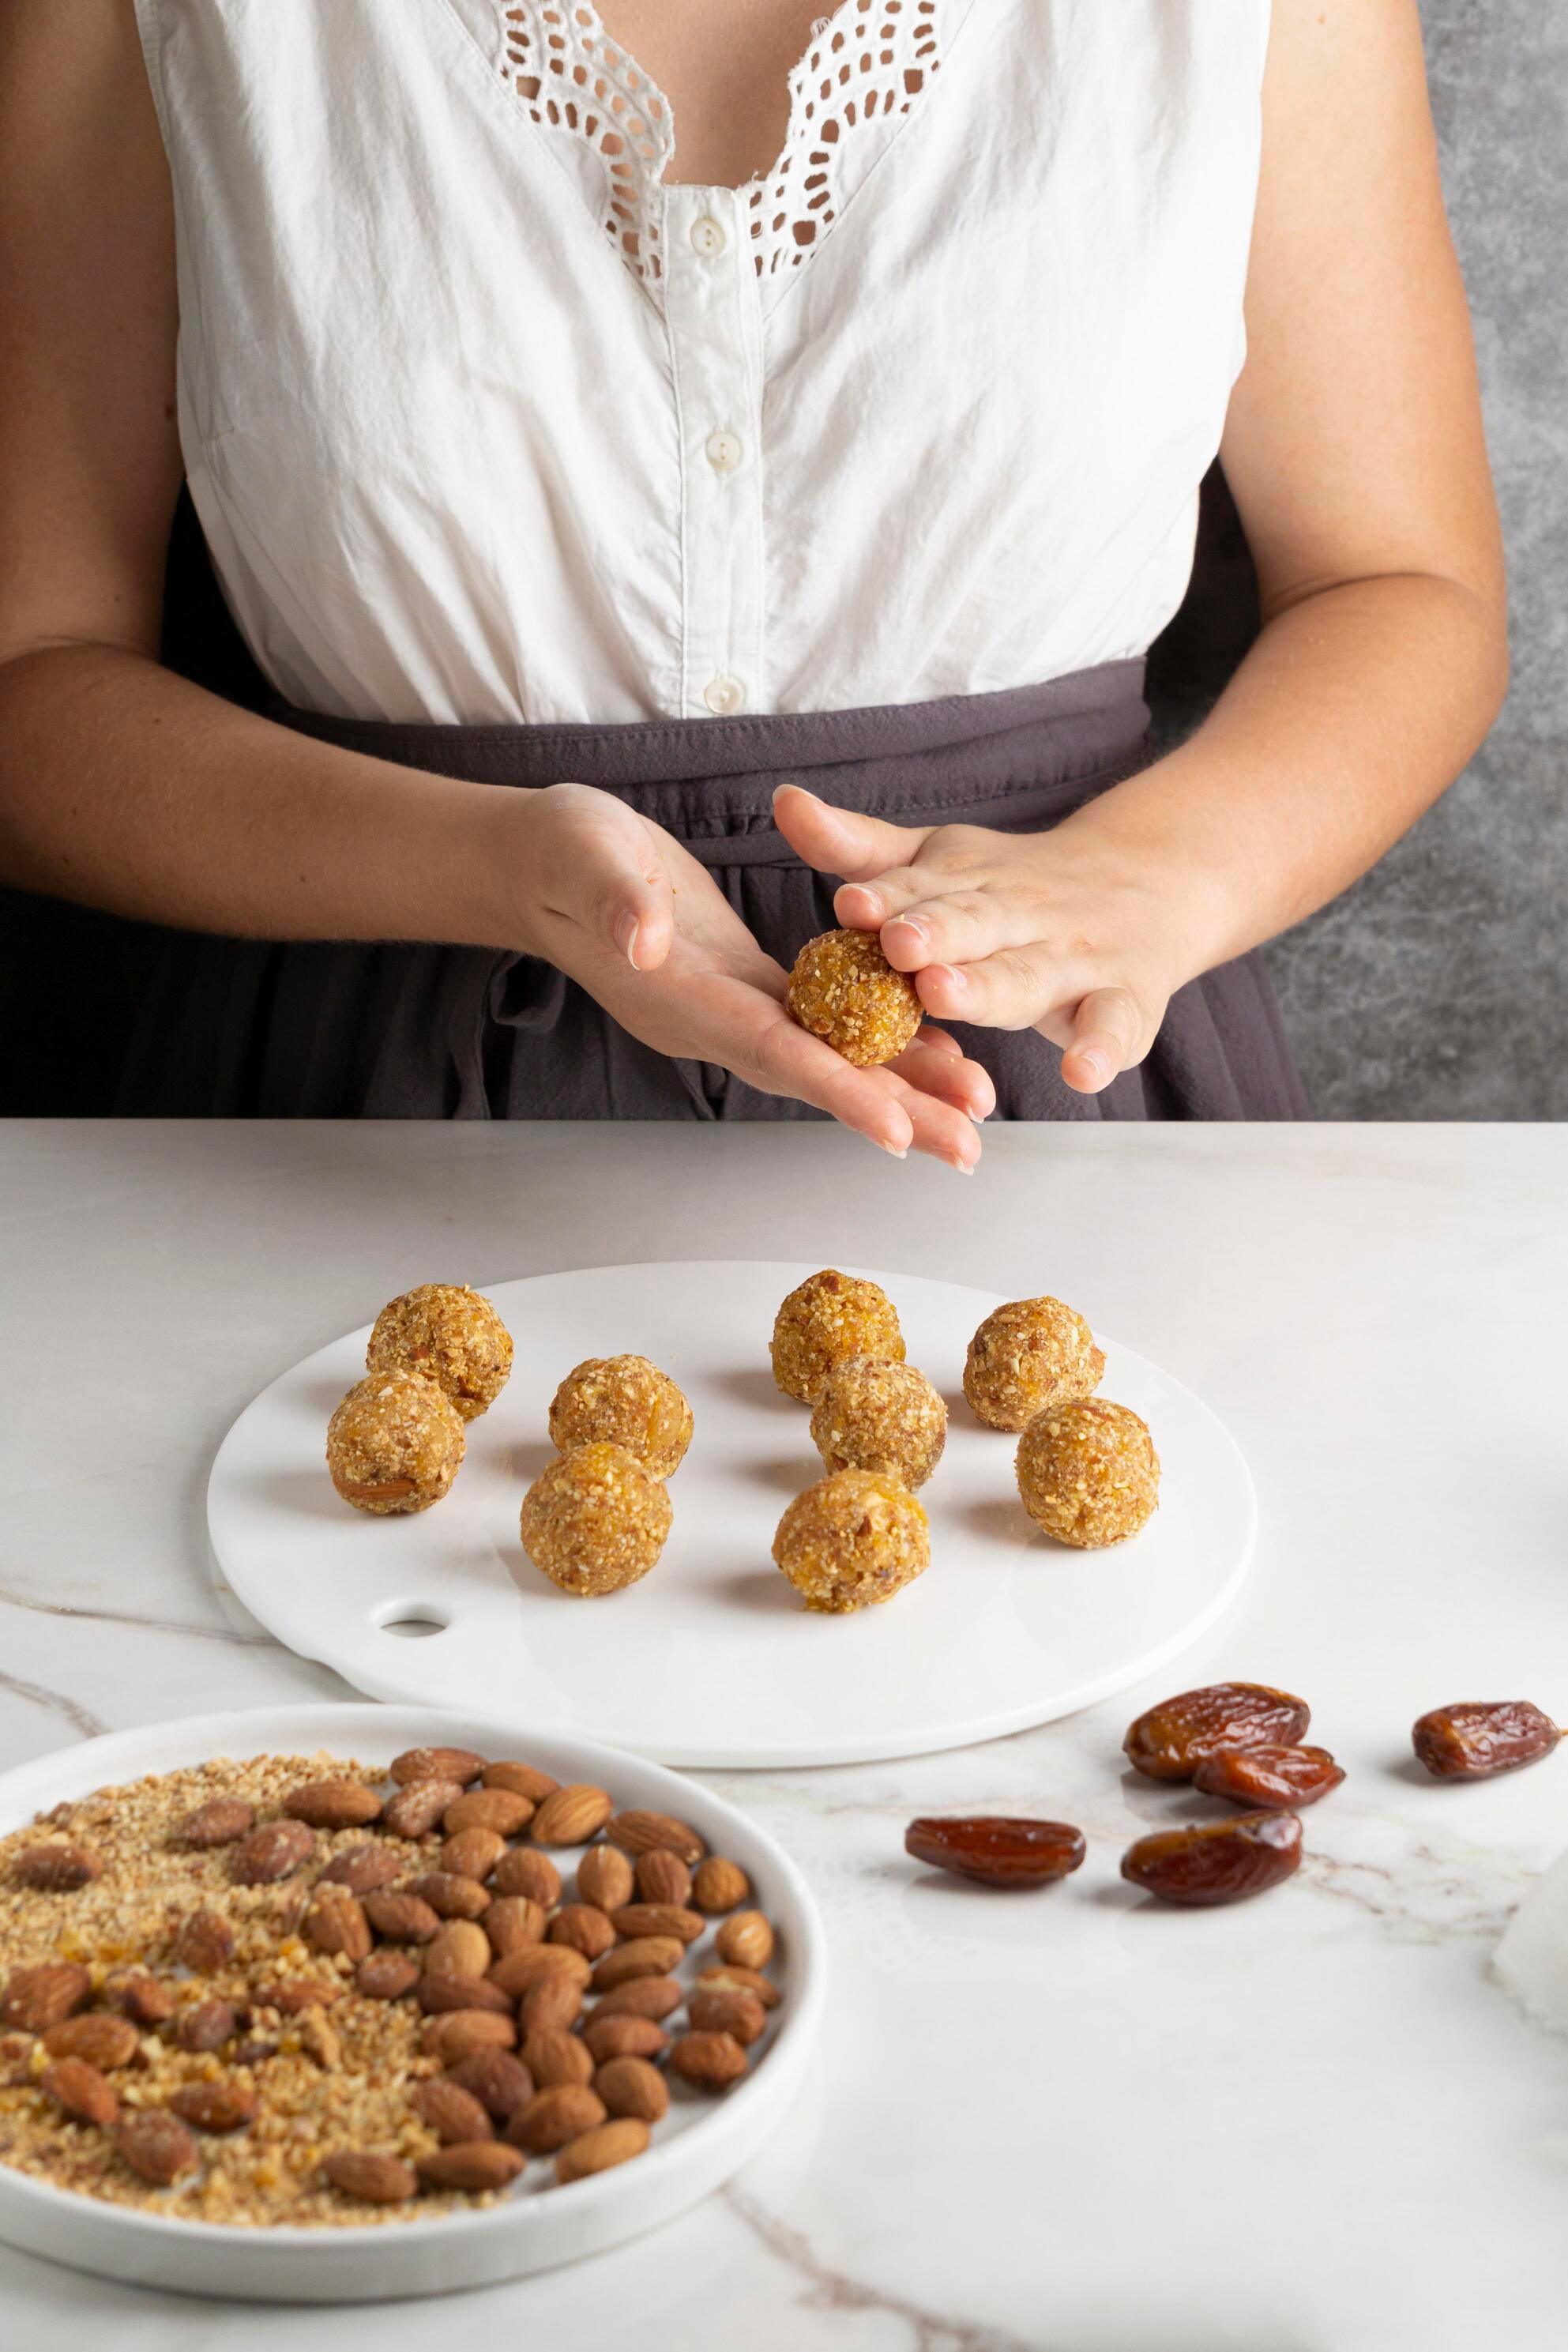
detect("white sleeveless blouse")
[133,0,1272,726]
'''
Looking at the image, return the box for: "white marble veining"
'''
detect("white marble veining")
[1,1120,1566,2350]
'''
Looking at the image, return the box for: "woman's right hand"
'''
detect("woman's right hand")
[506,783,992,1168]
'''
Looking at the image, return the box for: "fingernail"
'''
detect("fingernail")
[877,1138,908,1160]
[1077,1048,1111,1087]
[949,1155,976,1176]
[937,963,968,994]
[890,916,929,953]
[614,913,641,969]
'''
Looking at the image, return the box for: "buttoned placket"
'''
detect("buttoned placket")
[661,188,765,718]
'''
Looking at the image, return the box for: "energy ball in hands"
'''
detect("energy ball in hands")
[367,1284,513,1421]
[785,928,922,1067]
[770,1269,904,1405]
[773,1469,930,1614]
[327,1372,465,1515]
[963,1296,1104,1432]
[1016,1399,1160,1548]
[810,1357,947,1490]
[520,1442,673,1597]
[548,1355,694,1479]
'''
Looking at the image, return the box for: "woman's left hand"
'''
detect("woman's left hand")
[774,784,1209,1096]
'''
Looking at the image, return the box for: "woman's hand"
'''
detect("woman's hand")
[507,782,992,1165]
[773,784,1219,1095]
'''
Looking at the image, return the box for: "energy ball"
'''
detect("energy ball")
[963,1296,1104,1433]
[785,928,922,1068]
[519,1443,672,1597]
[770,1269,904,1405]
[773,1469,930,1614]
[810,1357,947,1490]
[366,1284,513,1421]
[1016,1399,1160,1549]
[327,1372,465,1515]
[547,1355,693,1479]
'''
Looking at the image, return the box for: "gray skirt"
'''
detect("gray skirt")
[118,660,1308,1120]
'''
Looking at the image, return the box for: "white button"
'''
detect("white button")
[690,214,727,258]
[703,674,746,716]
[705,428,743,474]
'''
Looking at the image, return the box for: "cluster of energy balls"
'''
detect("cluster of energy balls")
[326,1285,515,1514]
[767,1272,1161,1613]
[519,1355,691,1596]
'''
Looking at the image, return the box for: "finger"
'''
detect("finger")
[878,888,1040,975]
[888,1035,996,1121]
[1060,987,1143,1094]
[914,950,1057,1033]
[591,856,675,975]
[743,1009,981,1170]
[772,784,931,885]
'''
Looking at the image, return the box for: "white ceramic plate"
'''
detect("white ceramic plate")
[0,1704,825,2301]
[208,1263,1256,1767]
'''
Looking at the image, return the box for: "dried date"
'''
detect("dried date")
[904,1816,1086,1889]
[1123,1682,1310,1782]
[1411,1701,1563,1782]
[1120,1810,1303,1906]
[1192,1744,1344,1810]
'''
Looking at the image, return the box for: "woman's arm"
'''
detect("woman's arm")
[0,2,987,1161]
[776,0,1508,1092]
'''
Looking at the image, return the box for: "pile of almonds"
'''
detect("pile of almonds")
[904,1688,1565,1906]
[2,1744,782,2217]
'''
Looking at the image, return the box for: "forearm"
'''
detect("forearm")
[1060,570,1508,980]
[0,643,524,947]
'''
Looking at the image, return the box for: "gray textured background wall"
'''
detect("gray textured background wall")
[1265,0,1567,1117]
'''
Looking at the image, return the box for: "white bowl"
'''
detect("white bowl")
[0,1705,827,2301]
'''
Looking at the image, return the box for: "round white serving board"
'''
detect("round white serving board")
[0,1705,825,2301]
[209,1263,1256,1768]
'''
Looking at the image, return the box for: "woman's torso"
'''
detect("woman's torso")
[133,0,1272,726]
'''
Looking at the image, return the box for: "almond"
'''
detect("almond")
[446,2048,535,2124]
[492,1848,561,1906]
[115,2109,198,2185]
[426,1920,491,1979]
[417,1971,515,2018]
[177,1997,237,2053]
[410,2077,494,2144]
[669,2030,749,2090]
[13,1842,104,1892]
[355,1950,422,2001]
[555,2117,649,2184]
[408,1871,492,1921]
[521,1975,582,2036]
[488,1944,592,2000]
[230,1820,314,1885]
[382,1778,466,1840]
[694,1963,780,2010]
[582,2014,669,2064]
[521,2026,593,2089]
[324,2149,417,2203]
[692,1857,751,1915]
[634,1850,692,1908]
[689,1985,767,2046]
[321,1842,404,1896]
[594,2054,668,2123]
[363,1891,442,1944]
[174,1909,235,1973]
[548,1903,617,1960]
[604,1809,705,1865]
[505,2083,605,2154]
[180,1797,255,1850]
[168,2079,258,2133]
[442,1788,536,1839]
[587,1976,683,2023]
[420,2010,517,2064]
[303,1887,372,1962]
[531,1785,614,1847]
[608,1902,705,1947]
[483,1896,547,1958]
[575,1845,634,1912]
[42,2014,139,2069]
[716,1910,775,1970]
[482,1761,558,1803]
[267,1978,344,2017]
[590,1936,685,1992]
[103,1971,175,2026]
[440,1827,506,1882]
[416,2141,525,2193]
[389,1745,487,1787]
[284,1778,383,1830]
[43,2057,118,2128]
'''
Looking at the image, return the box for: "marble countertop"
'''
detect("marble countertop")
[1,1120,1565,2350]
